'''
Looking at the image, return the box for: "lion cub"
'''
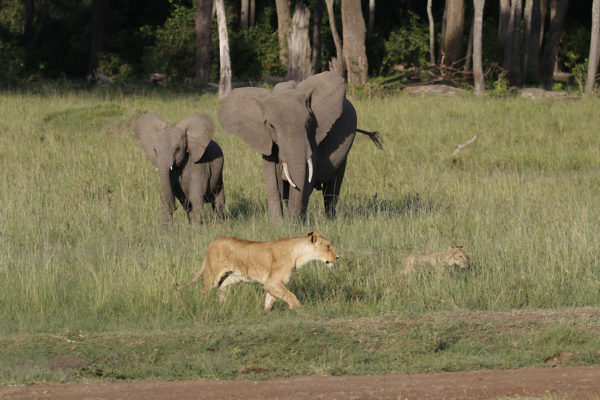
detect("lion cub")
[176,231,339,312]
[402,246,469,275]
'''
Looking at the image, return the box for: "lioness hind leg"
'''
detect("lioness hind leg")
[218,273,249,304]
[264,282,300,311]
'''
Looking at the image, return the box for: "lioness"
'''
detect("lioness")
[176,231,339,312]
[402,246,469,275]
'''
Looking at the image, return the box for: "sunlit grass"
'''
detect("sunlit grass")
[1,87,599,336]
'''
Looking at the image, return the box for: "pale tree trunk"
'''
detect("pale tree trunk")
[585,0,600,95]
[286,3,312,81]
[241,0,249,29]
[275,0,291,66]
[498,0,511,56]
[325,0,345,76]
[540,0,569,88]
[441,0,465,65]
[215,0,231,99]
[250,0,256,27]
[522,0,543,82]
[312,0,324,73]
[427,0,435,65]
[342,0,368,84]
[473,0,485,95]
[368,0,375,36]
[503,0,523,85]
[194,0,213,83]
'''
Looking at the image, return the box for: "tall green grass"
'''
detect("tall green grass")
[1,86,599,335]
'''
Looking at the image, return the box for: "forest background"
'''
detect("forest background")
[0,0,597,92]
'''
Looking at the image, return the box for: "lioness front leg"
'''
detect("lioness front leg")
[263,282,300,311]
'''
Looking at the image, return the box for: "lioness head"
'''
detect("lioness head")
[307,231,339,267]
[446,246,469,269]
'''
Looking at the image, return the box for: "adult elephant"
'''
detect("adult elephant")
[218,71,380,222]
[134,112,225,224]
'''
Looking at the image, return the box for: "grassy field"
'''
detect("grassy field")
[1,85,599,384]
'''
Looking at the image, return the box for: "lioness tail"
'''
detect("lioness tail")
[176,260,207,290]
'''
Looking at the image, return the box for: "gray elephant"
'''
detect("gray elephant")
[218,71,381,222]
[134,112,225,224]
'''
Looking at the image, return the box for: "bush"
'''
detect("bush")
[0,38,24,83]
[226,7,285,81]
[379,12,429,75]
[140,3,196,82]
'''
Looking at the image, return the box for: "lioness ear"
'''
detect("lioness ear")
[307,231,318,243]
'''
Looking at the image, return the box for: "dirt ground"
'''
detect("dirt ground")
[1,365,599,400]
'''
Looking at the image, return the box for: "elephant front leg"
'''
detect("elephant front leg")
[211,182,225,219]
[262,156,284,223]
[322,159,347,219]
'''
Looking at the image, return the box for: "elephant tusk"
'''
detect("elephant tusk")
[282,162,297,188]
[307,158,313,183]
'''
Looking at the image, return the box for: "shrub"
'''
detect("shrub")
[140,3,196,82]
[379,12,429,75]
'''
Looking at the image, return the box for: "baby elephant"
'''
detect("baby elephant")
[402,246,469,275]
[134,112,225,224]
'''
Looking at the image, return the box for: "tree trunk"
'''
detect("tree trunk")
[88,0,105,75]
[312,0,324,73]
[241,0,249,30]
[194,0,213,84]
[473,0,485,95]
[498,0,511,56]
[325,0,345,76]
[540,0,569,88]
[215,0,231,99]
[503,0,523,85]
[585,0,600,95]
[286,3,312,81]
[342,0,368,84]
[275,0,291,67]
[441,0,465,65]
[427,0,435,65]
[368,0,375,36]
[464,20,474,71]
[522,0,543,82]
[250,0,255,27]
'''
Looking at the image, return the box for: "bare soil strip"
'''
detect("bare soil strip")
[2,365,599,400]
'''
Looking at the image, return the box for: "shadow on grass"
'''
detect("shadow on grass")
[339,192,439,218]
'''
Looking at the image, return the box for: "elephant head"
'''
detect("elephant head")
[134,112,215,222]
[218,71,347,219]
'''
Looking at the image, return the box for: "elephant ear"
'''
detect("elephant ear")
[176,113,214,163]
[134,112,168,167]
[297,71,346,145]
[218,87,273,156]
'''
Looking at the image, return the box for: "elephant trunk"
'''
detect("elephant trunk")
[284,159,309,218]
[158,161,176,224]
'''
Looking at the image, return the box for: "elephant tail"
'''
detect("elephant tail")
[357,128,383,150]
[175,260,207,291]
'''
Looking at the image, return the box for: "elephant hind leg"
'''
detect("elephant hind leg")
[322,160,347,219]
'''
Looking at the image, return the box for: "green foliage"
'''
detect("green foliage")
[492,72,511,95]
[226,7,285,81]
[140,3,196,81]
[0,38,24,83]
[96,52,135,82]
[379,12,429,75]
